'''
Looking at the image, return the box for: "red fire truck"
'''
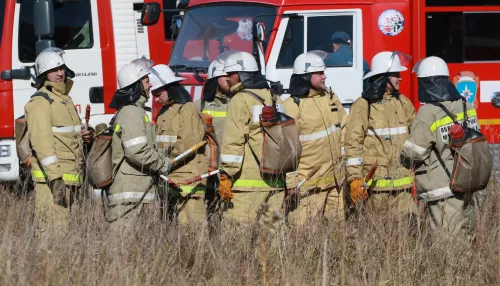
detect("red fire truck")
[142,0,500,165]
[0,0,178,181]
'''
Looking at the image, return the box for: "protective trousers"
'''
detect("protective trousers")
[223,190,284,223]
[107,202,157,239]
[426,193,475,238]
[366,189,417,216]
[286,187,345,225]
[35,182,80,240]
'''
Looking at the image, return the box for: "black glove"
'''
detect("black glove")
[49,178,67,207]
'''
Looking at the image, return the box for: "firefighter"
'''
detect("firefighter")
[106,58,172,235]
[283,51,348,224]
[218,51,286,222]
[193,52,235,222]
[400,56,480,236]
[25,47,93,239]
[345,51,416,218]
[325,31,370,76]
[149,64,208,225]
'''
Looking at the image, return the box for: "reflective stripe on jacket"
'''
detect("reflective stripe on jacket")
[345,92,416,191]
[401,99,479,201]
[25,79,83,186]
[283,89,347,191]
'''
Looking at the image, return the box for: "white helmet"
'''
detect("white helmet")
[35,47,73,77]
[223,51,259,73]
[150,64,186,91]
[293,51,327,75]
[363,51,408,80]
[117,57,154,89]
[207,60,226,79]
[413,56,449,78]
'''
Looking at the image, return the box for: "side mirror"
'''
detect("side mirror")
[1,67,32,81]
[492,92,500,108]
[33,0,55,38]
[35,39,56,56]
[89,86,104,103]
[254,21,267,42]
[141,2,161,26]
[170,15,183,35]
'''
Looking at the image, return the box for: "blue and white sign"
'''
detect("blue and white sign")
[455,76,477,104]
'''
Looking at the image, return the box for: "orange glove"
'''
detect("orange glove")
[219,173,234,202]
[350,178,368,205]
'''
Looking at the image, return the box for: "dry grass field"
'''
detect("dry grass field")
[0,179,498,286]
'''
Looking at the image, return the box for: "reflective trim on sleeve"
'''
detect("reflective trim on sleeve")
[418,186,453,202]
[346,158,363,167]
[403,140,428,156]
[52,125,82,133]
[202,110,227,118]
[179,185,206,194]
[123,136,148,148]
[144,116,150,123]
[430,110,477,132]
[156,135,177,143]
[232,178,284,188]
[107,192,156,203]
[367,126,408,136]
[220,154,243,164]
[299,124,339,142]
[40,155,58,167]
[114,124,121,132]
[366,176,414,188]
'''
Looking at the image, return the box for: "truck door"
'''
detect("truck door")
[12,0,103,121]
[266,9,363,107]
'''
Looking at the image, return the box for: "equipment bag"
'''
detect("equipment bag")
[432,99,492,192]
[243,90,302,175]
[86,114,119,189]
[15,92,54,168]
[202,113,220,172]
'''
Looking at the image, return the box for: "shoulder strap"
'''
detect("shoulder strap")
[31,91,53,104]
[241,90,267,105]
[461,97,468,121]
[430,102,459,124]
[292,96,300,106]
[432,146,451,178]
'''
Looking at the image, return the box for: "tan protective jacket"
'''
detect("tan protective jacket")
[25,79,83,186]
[194,93,230,145]
[156,102,208,193]
[345,93,416,191]
[284,89,348,190]
[108,96,169,206]
[220,83,286,192]
[401,100,479,201]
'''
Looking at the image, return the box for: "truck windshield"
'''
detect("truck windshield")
[169,4,277,70]
[0,0,5,46]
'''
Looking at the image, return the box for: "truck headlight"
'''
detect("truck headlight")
[0,145,11,157]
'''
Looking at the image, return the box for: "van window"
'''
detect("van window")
[18,0,94,63]
[307,15,354,67]
[277,17,304,68]
[0,0,5,46]
[426,12,500,62]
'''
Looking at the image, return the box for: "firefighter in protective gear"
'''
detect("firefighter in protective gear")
[150,64,207,224]
[283,51,348,224]
[25,47,93,238]
[401,56,479,236]
[219,51,286,222]
[107,58,172,234]
[193,52,236,221]
[345,51,416,217]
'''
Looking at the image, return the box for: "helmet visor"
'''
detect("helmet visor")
[386,51,412,73]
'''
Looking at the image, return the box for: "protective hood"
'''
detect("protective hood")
[289,73,312,96]
[361,74,390,100]
[239,72,269,89]
[166,82,192,104]
[109,80,144,109]
[418,76,462,103]
[203,77,218,101]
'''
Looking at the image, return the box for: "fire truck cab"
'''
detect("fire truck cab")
[0,0,177,182]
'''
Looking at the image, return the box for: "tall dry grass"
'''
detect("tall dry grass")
[0,181,498,286]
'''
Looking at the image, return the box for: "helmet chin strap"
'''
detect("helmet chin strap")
[387,76,400,98]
